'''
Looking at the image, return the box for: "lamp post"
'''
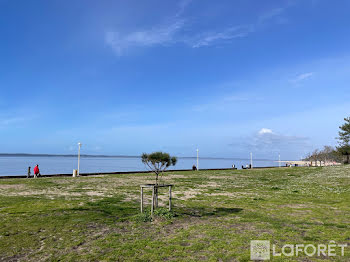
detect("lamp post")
[250,152,253,168]
[278,153,281,168]
[77,142,82,176]
[196,149,199,171]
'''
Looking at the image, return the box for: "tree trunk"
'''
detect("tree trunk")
[155,171,159,185]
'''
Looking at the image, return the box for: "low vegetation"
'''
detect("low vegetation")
[304,116,350,164]
[1,166,350,261]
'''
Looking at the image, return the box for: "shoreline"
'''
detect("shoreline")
[0,153,279,161]
[0,165,290,179]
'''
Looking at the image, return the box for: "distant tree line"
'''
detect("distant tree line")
[303,146,342,164]
[304,117,350,164]
[337,117,350,164]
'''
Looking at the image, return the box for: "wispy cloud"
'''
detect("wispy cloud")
[67,144,102,153]
[105,19,185,55]
[258,7,286,24]
[185,5,289,49]
[191,92,263,113]
[188,25,253,48]
[188,5,291,49]
[105,2,292,55]
[176,0,194,17]
[106,22,253,54]
[291,72,314,83]
[0,117,27,127]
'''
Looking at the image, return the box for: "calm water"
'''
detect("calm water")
[0,156,277,176]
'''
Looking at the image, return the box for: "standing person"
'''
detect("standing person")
[27,166,31,178]
[33,164,41,178]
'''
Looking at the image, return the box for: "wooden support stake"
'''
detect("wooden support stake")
[169,186,172,211]
[140,187,143,213]
[151,186,154,216]
[155,186,158,208]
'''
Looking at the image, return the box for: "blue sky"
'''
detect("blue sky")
[1,0,350,159]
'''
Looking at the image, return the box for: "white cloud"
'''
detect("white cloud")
[229,128,311,157]
[251,129,310,151]
[258,128,274,135]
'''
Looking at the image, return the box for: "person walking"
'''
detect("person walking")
[27,166,31,178]
[33,164,41,178]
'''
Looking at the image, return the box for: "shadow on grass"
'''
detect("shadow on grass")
[179,207,243,218]
[71,195,244,221]
[70,196,139,221]
[38,195,244,222]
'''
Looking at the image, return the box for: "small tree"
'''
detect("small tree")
[320,145,341,164]
[141,152,177,185]
[141,152,177,210]
[312,149,320,166]
[337,117,350,164]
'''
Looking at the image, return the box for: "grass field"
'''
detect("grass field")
[1,165,350,261]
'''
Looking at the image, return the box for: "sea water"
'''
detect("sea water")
[0,156,277,176]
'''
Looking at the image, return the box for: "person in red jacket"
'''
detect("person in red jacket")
[33,164,41,178]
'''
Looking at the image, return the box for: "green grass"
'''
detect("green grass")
[1,166,350,261]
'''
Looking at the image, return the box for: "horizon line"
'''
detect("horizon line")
[0,153,288,161]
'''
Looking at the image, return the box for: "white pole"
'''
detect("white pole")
[250,152,253,168]
[278,153,281,168]
[77,142,81,176]
[196,149,199,171]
